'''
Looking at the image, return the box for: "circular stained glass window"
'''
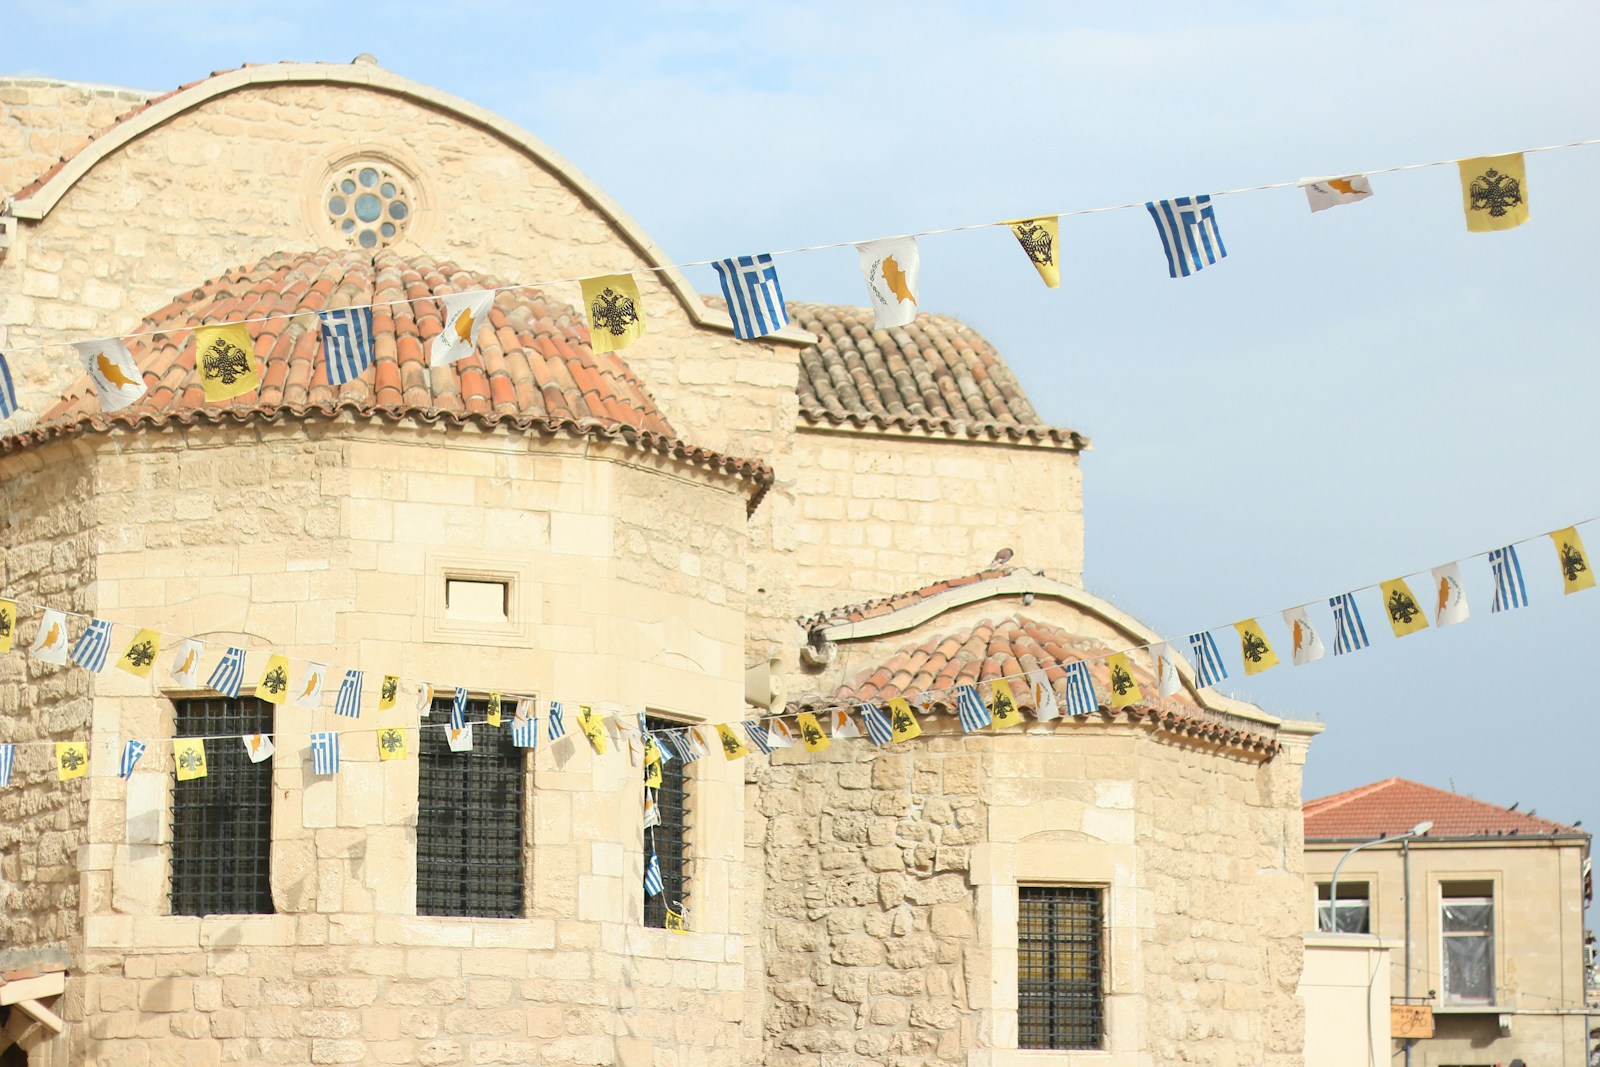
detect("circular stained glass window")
[325,161,414,250]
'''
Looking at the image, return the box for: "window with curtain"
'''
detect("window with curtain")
[1440,881,1495,1003]
[1316,881,1371,933]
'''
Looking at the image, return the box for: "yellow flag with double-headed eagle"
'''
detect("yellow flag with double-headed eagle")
[581,274,646,354]
[1008,217,1060,288]
[193,323,260,403]
[1458,153,1528,233]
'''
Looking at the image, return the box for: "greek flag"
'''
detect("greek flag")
[860,702,893,747]
[310,731,340,775]
[643,851,664,897]
[661,730,696,764]
[1146,195,1227,278]
[955,684,992,732]
[1489,545,1528,612]
[119,740,146,780]
[0,743,12,787]
[511,714,537,749]
[743,721,774,755]
[334,670,364,718]
[711,254,790,340]
[317,307,376,385]
[1330,593,1370,655]
[1187,631,1228,689]
[70,618,114,672]
[207,646,246,699]
[451,687,468,731]
[0,353,17,420]
[1062,661,1098,717]
[547,700,566,740]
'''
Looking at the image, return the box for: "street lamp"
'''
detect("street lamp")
[1323,820,1434,933]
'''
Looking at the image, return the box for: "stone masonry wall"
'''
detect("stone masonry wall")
[0,442,97,951]
[791,429,1084,616]
[753,716,1308,1067]
[4,419,755,1066]
[0,77,151,202]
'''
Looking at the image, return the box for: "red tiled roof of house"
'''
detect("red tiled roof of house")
[13,250,773,507]
[789,303,1087,449]
[790,614,1280,757]
[799,565,1026,632]
[1303,778,1582,839]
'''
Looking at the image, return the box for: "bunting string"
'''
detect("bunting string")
[0,514,1592,775]
[0,135,1595,362]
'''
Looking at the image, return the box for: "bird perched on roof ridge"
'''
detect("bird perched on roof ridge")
[990,548,1013,567]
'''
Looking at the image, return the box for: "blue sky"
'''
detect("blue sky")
[6,2,1597,902]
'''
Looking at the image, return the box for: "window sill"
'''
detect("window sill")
[1431,1003,1504,1014]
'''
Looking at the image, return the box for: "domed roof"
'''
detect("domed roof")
[42,250,675,433]
[16,251,772,507]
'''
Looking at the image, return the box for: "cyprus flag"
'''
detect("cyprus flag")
[73,339,146,411]
[430,290,495,367]
[856,238,920,329]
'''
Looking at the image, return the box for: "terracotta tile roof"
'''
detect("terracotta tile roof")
[789,303,1086,449]
[799,565,1026,632]
[13,250,773,509]
[790,614,1280,757]
[1303,778,1583,839]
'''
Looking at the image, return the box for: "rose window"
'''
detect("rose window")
[325,163,413,249]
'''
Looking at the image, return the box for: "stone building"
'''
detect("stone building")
[0,60,1319,1065]
[1304,778,1593,1067]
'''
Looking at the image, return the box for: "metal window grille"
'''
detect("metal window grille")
[417,696,525,918]
[643,715,690,928]
[170,697,274,916]
[1018,885,1104,1050]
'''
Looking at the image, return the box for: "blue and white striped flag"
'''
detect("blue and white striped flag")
[547,700,567,740]
[119,739,146,780]
[207,646,246,699]
[510,716,537,748]
[661,730,696,764]
[711,254,790,340]
[1187,631,1228,689]
[0,353,18,420]
[1330,593,1370,655]
[1062,661,1098,717]
[317,307,376,385]
[1489,545,1528,612]
[70,618,114,672]
[0,743,13,787]
[743,721,774,755]
[310,731,340,775]
[451,687,468,731]
[643,851,664,897]
[1146,194,1227,278]
[334,669,364,718]
[955,684,992,732]
[859,702,893,747]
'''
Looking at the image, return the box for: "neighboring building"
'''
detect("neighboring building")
[1303,777,1593,1067]
[0,60,1320,1065]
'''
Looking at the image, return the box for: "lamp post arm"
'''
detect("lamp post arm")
[1327,831,1420,933]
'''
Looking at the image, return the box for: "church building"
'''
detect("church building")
[0,59,1319,1066]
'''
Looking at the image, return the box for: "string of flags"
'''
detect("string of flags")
[0,516,1591,790]
[0,137,1591,422]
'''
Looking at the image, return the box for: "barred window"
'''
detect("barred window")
[1018,885,1105,1050]
[170,698,274,916]
[643,715,690,928]
[417,695,525,917]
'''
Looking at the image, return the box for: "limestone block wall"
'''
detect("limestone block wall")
[752,719,1309,1067]
[791,428,1084,616]
[0,77,150,202]
[0,441,97,950]
[0,420,757,1065]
